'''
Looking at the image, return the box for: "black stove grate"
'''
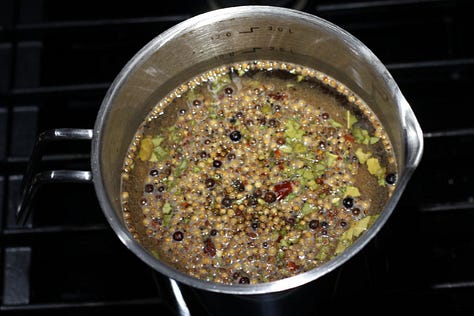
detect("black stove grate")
[1,1,473,315]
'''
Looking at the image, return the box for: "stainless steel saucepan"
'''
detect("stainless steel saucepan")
[17,5,423,299]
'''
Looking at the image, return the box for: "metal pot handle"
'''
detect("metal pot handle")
[16,128,93,226]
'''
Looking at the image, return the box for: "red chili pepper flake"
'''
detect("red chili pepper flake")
[203,238,216,257]
[343,134,355,142]
[278,161,285,170]
[287,261,299,272]
[274,181,293,201]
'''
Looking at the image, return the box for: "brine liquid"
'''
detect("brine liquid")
[120,60,397,285]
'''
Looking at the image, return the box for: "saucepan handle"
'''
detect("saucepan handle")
[16,128,93,226]
[403,104,424,170]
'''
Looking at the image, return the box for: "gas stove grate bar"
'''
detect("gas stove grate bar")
[14,15,191,31]
[386,58,474,70]
[317,0,446,11]
[0,297,164,312]
[423,128,474,138]
[431,280,474,290]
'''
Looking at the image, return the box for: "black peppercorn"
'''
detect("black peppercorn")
[205,178,216,188]
[239,277,250,284]
[386,173,397,185]
[144,184,154,193]
[263,191,277,203]
[342,197,354,208]
[173,231,184,241]
[229,130,242,142]
[222,196,233,208]
[309,220,319,229]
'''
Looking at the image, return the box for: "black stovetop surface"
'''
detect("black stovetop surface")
[1,1,473,315]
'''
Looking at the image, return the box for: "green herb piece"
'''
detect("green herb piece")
[334,239,351,256]
[292,142,307,153]
[300,203,316,216]
[301,168,314,180]
[312,162,326,173]
[350,216,372,238]
[306,179,319,190]
[297,75,305,82]
[295,222,306,231]
[344,186,361,198]
[325,151,338,167]
[277,249,285,261]
[174,158,188,177]
[151,250,160,259]
[182,217,191,224]
[355,147,372,164]
[328,118,343,128]
[208,104,218,119]
[168,125,181,143]
[335,215,378,255]
[152,135,165,147]
[284,118,305,140]
[209,74,232,94]
[352,127,379,145]
[162,202,172,215]
[367,157,386,186]
[316,246,329,261]
[346,110,358,129]
[279,144,293,153]
[186,88,201,104]
[262,103,272,114]
[152,145,169,162]
[284,192,298,201]
[292,164,323,189]
[163,214,173,227]
[138,136,154,161]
